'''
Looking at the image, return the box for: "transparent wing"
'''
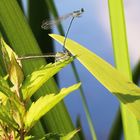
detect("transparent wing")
[41,13,72,30]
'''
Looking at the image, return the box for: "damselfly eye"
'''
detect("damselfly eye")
[81,8,84,13]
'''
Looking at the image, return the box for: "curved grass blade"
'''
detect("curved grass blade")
[108,1,140,140]
[50,34,140,119]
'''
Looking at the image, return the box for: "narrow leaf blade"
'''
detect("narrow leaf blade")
[50,34,140,119]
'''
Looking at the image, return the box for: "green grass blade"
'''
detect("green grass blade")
[0,1,80,139]
[108,0,131,76]
[28,0,54,56]
[109,61,140,140]
[49,34,140,119]
[108,1,140,140]
[16,0,23,11]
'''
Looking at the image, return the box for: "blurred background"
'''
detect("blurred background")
[22,0,140,139]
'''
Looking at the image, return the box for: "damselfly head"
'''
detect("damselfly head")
[72,8,84,17]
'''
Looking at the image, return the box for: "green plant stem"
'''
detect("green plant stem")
[19,129,24,140]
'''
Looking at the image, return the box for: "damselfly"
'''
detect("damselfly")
[18,8,84,61]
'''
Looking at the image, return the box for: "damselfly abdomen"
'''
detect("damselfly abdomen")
[17,52,71,62]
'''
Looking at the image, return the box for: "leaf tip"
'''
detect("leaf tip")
[48,34,58,39]
[48,34,64,43]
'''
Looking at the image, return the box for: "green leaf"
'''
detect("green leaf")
[0,75,9,89]
[9,53,24,89]
[0,75,22,108]
[1,38,24,89]
[24,83,81,131]
[22,57,73,102]
[11,97,26,128]
[0,76,25,129]
[60,129,80,140]
[0,102,18,130]
[0,85,25,131]
[0,79,13,97]
[50,34,140,119]
[0,92,8,105]
[0,38,22,68]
